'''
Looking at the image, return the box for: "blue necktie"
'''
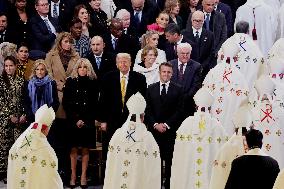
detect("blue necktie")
[43,19,52,33]
[205,13,210,30]
[53,4,58,18]
[96,57,101,69]
[134,11,140,27]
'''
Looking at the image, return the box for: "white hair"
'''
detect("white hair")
[116,9,130,19]
[177,42,192,53]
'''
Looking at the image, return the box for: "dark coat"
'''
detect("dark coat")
[98,70,147,133]
[186,10,227,55]
[29,13,62,53]
[182,28,215,76]
[48,0,77,31]
[86,51,117,80]
[225,154,280,189]
[87,7,110,38]
[216,2,234,37]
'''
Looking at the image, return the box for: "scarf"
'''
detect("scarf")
[28,75,53,114]
[59,50,71,71]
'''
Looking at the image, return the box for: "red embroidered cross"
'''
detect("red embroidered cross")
[260,104,275,123]
[223,69,232,84]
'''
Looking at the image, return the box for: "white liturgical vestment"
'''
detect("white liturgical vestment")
[103,121,161,189]
[235,0,277,57]
[218,33,264,90]
[250,99,284,169]
[209,133,247,189]
[7,123,63,189]
[203,63,249,135]
[170,111,227,189]
[133,62,160,86]
[277,5,284,38]
[273,169,284,189]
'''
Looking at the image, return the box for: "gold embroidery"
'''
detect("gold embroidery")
[153,151,158,158]
[109,145,114,152]
[221,161,226,168]
[20,180,26,187]
[125,148,131,154]
[208,137,212,143]
[122,171,128,178]
[196,170,202,176]
[31,156,37,163]
[276,130,282,136]
[217,137,222,143]
[197,147,202,153]
[51,161,56,168]
[21,167,26,174]
[195,180,202,188]
[41,160,47,167]
[124,160,130,166]
[22,156,27,161]
[121,183,127,189]
[144,150,148,157]
[196,158,202,165]
[135,149,140,155]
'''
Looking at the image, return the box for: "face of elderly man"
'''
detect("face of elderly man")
[191,11,205,30]
[91,36,105,56]
[116,55,131,75]
[121,12,131,29]
[131,0,145,12]
[202,0,215,13]
[177,45,191,63]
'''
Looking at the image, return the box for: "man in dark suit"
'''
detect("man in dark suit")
[145,62,183,189]
[225,129,280,189]
[126,0,156,37]
[98,53,147,160]
[163,23,194,61]
[29,0,62,53]
[186,0,227,56]
[169,42,202,117]
[0,12,12,43]
[86,36,116,80]
[182,10,215,78]
[215,0,233,37]
[104,18,139,63]
[48,0,77,31]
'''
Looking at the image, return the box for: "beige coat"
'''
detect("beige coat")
[45,50,79,118]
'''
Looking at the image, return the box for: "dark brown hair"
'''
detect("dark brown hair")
[2,56,18,88]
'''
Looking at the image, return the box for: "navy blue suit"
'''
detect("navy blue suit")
[216,2,233,37]
[29,14,62,53]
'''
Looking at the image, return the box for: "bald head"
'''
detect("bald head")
[131,0,145,11]
[191,10,205,30]
[202,0,215,13]
[91,36,105,55]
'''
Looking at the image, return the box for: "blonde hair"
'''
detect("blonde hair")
[70,58,97,80]
[30,59,53,79]
[50,32,77,56]
[164,0,180,14]
[116,53,131,62]
[141,45,158,61]
[141,30,159,48]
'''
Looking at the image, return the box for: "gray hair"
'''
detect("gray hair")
[177,42,192,53]
[116,9,130,19]
[235,21,249,34]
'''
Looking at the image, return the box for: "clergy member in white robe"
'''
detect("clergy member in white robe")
[250,75,284,169]
[209,105,251,189]
[103,93,161,189]
[170,88,227,189]
[273,169,284,189]
[268,38,284,60]
[277,5,284,38]
[268,56,284,101]
[217,33,264,90]
[100,0,116,19]
[235,0,278,57]
[7,105,63,189]
[204,40,249,135]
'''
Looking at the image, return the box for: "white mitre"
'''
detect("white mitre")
[269,56,284,76]
[232,105,252,134]
[126,92,146,123]
[194,87,214,112]
[219,39,240,64]
[255,75,276,97]
[34,104,56,129]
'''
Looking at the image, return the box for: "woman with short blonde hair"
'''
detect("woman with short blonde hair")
[63,57,99,188]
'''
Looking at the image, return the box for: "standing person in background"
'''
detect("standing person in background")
[164,0,183,30]
[16,43,34,80]
[63,58,99,189]
[70,18,91,58]
[214,0,233,37]
[24,59,59,123]
[179,0,199,28]
[0,56,26,183]
[29,0,62,53]
[45,32,79,182]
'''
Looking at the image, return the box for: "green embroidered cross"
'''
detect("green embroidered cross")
[20,136,32,149]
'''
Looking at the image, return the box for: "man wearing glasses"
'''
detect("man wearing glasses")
[182,10,215,79]
[29,0,62,53]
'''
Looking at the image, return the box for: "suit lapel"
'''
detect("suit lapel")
[184,61,193,89]
[172,60,179,81]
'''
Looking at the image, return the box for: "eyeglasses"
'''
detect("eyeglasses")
[37,3,49,7]
[193,19,203,23]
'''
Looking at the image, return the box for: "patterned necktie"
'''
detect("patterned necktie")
[43,19,52,33]
[53,4,58,18]
[113,38,118,50]
[121,76,126,107]
[95,57,101,69]
[205,13,210,30]
[179,63,184,81]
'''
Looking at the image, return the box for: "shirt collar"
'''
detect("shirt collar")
[160,80,170,87]
[111,34,117,41]
[177,35,183,45]
[94,52,103,58]
[40,15,49,20]
[192,27,202,36]
[51,0,60,5]
[203,11,211,17]
[120,71,129,79]
[178,60,187,66]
